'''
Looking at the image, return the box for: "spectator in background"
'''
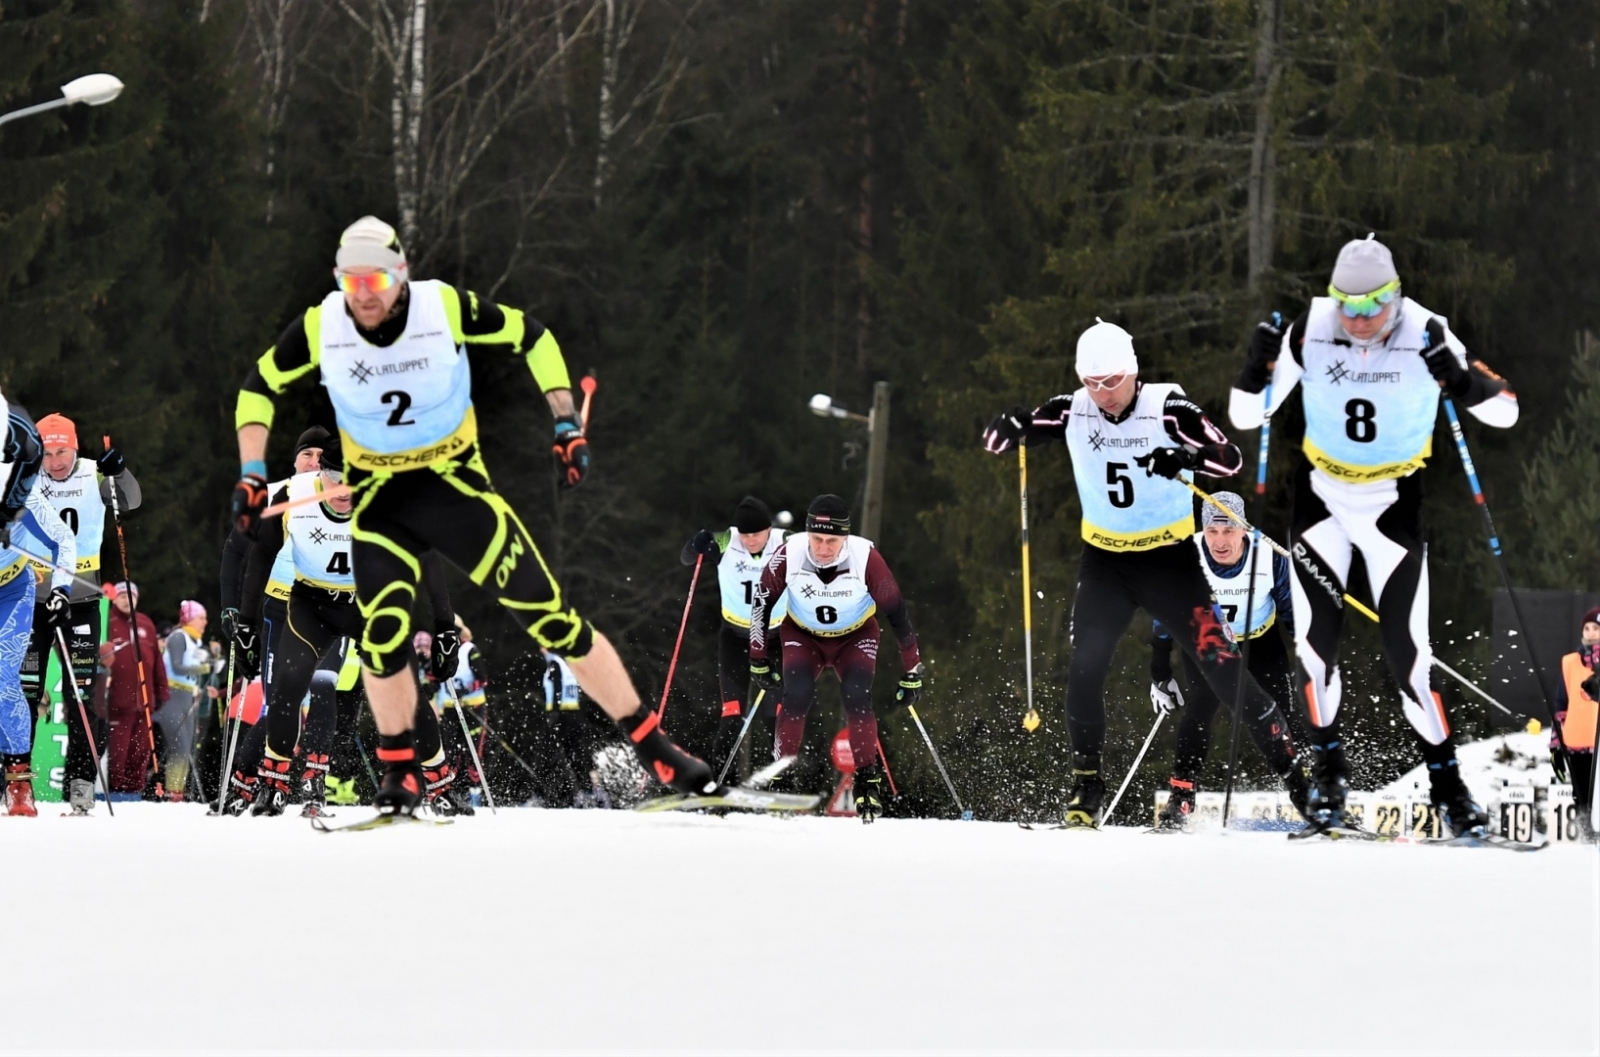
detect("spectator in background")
[101,582,168,797]
[158,601,211,801]
[1553,607,1599,840]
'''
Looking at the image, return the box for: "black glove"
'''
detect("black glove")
[431,628,462,682]
[750,659,782,694]
[895,663,924,708]
[552,416,590,490]
[96,446,125,478]
[1419,318,1469,397]
[690,529,720,557]
[230,472,270,537]
[1135,447,1197,480]
[44,587,72,630]
[1237,312,1284,393]
[1581,673,1599,701]
[982,405,1032,454]
[230,623,261,679]
[220,607,242,642]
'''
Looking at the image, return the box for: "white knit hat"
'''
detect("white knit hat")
[1330,234,1399,296]
[335,216,407,271]
[1075,318,1138,377]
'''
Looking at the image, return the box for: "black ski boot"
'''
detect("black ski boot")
[298,754,330,818]
[1282,762,1311,822]
[854,762,887,824]
[222,769,258,816]
[1427,757,1489,838]
[251,758,293,817]
[1062,754,1105,828]
[618,708,715,795]
[1154,777,1195,831]
[1302,738,1354,831]
[425,760,475,817]
[373,761,425,817]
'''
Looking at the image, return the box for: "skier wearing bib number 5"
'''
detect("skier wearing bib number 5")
[983,320,1286,829]
[748,495,922,824]
[1229,235,1519,838]
[230,216,714,816]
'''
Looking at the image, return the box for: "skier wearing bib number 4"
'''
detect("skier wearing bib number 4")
[748,495,922,824]
[1230,235,1520,839]
[231,216,714,818]
[983,320,1288,829]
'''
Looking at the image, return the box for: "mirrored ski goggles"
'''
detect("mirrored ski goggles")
[1329,278,1400,318]
[334,269,403,296]
[1079,372,1130,392]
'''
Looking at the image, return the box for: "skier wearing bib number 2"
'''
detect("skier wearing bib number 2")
[983,319,1285,829]
[230,216,714,816]
[748,495,923,823]
[1230,235,1519,839]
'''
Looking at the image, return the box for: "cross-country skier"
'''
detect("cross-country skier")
[983,319,1283,828]
[1,401,76,816]
[230,216,713,815]
[681,496,787,773]
[9,413,136,814]
[1230,235,1519,838]
[216,426,329,807]
[747,494,922,823]
[157,601,212,800]
[1551,607,1598,840]
[1149,491,1307,829]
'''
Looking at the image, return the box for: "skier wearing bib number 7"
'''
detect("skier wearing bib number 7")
[748,494,923,823]
[1229,235,1519,839]
[983,319,1283,829]
[230,216,714,817]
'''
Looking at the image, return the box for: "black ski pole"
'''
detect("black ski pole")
[54,626,114,816]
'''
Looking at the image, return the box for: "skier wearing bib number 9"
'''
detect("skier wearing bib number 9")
[747,494,922,823]
[1229,235,1519,839]
[983,319,1283,829]
[230,216,713,817]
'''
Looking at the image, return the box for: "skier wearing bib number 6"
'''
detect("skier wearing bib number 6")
[747,494,923,823]
[1229,235,1519,839]
[230,216,714,818]
[983,319,1285,829]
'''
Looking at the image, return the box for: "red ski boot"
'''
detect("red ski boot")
[5,763,39,817]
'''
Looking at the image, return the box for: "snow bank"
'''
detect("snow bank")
[5,802,1595,1055]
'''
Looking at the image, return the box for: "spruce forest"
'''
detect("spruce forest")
[3,0,1598,819]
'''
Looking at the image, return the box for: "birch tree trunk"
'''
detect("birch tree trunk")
[391,0,428,250]
[853,0,877,372]
[594,0,620,207]
[1247,0,1281,298]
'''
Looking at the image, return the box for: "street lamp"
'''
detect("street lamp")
[0,74,124,129]
[807,382,891,540]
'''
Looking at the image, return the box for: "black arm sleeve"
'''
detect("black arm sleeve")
[239,315,316,405]
[1162,396,1243,477]
[220,527,252,612]
[239,490,289,625]
[422,552,454,631]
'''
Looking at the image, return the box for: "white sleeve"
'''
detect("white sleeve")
[25,484,76,592]
[1229,338,1303,429]
[1444,326,1521,428]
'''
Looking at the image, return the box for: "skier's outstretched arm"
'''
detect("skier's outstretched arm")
[1419,318,1519,428]
[1229,312,1307,429]
[1161,395,1241,477]
[982,394,1074,455]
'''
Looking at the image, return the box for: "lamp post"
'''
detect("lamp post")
[808,381,891,540]
[0,74,124,129]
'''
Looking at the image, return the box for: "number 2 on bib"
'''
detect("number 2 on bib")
[382,390,416,427]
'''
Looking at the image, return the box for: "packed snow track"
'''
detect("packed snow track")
[8,805,1597,1055]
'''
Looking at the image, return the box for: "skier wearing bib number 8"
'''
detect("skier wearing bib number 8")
[983,319,1283,829]
[1229,235,1519,839]
[747,494,922,823]
[231,216,713,818]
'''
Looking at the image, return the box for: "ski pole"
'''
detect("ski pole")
[102,435,159,785]
[54,626,114,816]
[1222,378,1272,829]
[1440,395,1564,746]
[716,687,765,786]
[906,704,971,819]
[443,682,496,813]
[216,683,247,815]
[1019,444,1040,733]
[653,554,702,723]
[261,484,352,519]
[213,640,237,812]
[1100,710,1165,827]
[579,373,597,430]
[1180,473,1519,718]
[4,541,104,594]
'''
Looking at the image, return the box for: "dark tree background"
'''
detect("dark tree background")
[3,0,1596,817]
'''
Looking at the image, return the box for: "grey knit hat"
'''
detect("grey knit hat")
[1330,234,1399,296]
[1200,491,1247,529]
[335,216,407,272]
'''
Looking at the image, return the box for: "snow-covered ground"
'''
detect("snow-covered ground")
[6,800,1596,1055]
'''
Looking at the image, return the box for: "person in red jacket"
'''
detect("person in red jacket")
[101,582,169,796]
[748,494,923,823]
